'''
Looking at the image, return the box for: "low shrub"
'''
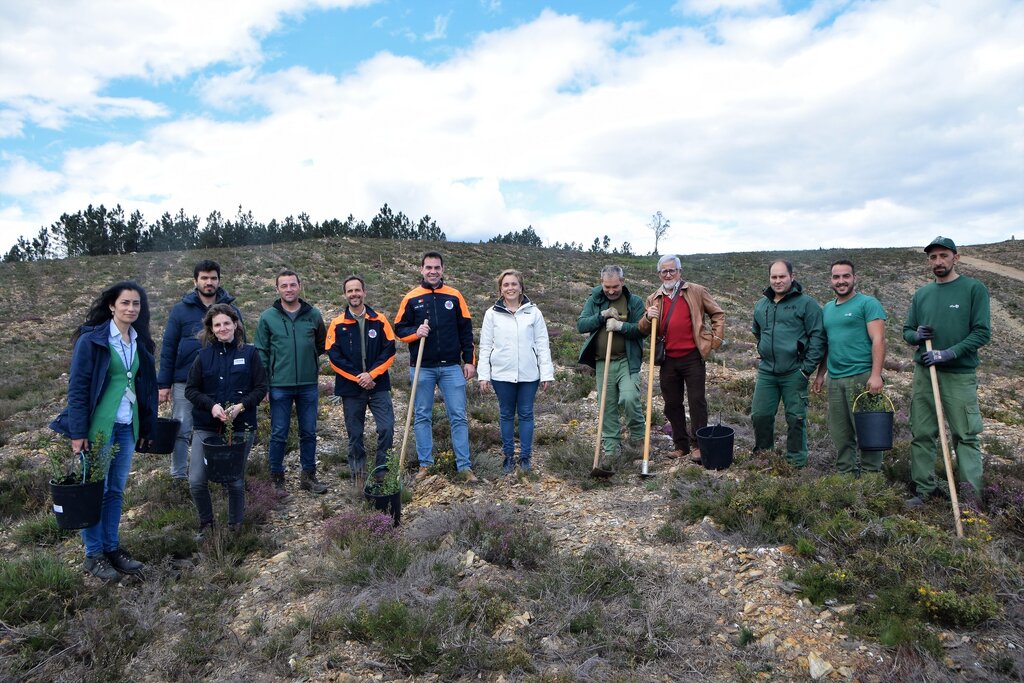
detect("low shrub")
[0,552,85,625]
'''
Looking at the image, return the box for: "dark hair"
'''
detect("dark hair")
[830,259,855,274]
[199,304,244,348]
[193,259,221,279]
[275,268,300,286]
[421,251,444,267]
[343,275,366,291]
[76,281,154,353]
[769,259,794,275]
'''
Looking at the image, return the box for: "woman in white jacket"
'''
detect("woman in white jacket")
[478,269,555,473]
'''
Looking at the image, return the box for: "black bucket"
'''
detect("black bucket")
[50,478,105,530]
[854,412,894,451]
[137,417,181,454]
[363,465,401,526]
[696,424,735,471]
[202,436,246,483]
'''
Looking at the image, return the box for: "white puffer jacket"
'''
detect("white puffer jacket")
[477,298,555,383]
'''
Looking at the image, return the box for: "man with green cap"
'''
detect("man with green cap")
[903,237,990,507]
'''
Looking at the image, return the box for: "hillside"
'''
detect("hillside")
[1,238,1022,682]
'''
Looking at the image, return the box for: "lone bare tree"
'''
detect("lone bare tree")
[648,211,670,255]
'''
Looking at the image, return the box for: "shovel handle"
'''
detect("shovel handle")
[593,329,615,471]
[924,339,964,538]
[642,318,658,469]
[399,318,429,476]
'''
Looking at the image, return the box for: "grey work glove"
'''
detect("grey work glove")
[913,325,934,343]
[605,318,623,332]
[921,348,956,366]
[600,307,620,320]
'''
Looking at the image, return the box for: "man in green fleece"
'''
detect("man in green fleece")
[751,260,826,467]
[903,237,990,507]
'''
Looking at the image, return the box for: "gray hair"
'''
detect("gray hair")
[657,255,681,271]
[600,264,625,280]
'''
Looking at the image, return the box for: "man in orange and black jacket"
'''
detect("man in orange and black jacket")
[394,251,479,483]
[326,275,396,483]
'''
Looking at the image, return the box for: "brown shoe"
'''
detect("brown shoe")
[667,450,685,459]
[458,470,479,484]
[415,467,430,481]
[690,448,702,463]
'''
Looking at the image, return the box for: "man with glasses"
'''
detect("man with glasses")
[639,255,725,463]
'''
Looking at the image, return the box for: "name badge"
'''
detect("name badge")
[124,387,137,404]
[233,358,246,365]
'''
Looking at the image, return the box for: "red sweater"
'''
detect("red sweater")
[662,294,696,357]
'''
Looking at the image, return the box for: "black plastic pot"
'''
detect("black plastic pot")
[854,411,894,451]
[50,477,105,530]
[202,436,246,483]
[696,424,735,471]
[136,417,181,454]
[363,465,401,527]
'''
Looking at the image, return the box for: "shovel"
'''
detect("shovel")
[591,328,616,478]
[640,317,658,479]
[924,340,964,538]
[399,318,429,478]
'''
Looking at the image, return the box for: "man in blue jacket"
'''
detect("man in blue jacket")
[326,275,396,487]
[158,260,241,481]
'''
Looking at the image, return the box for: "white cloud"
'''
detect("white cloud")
[1,0,1022,255]
[674,0,779,17]
[0,155,64,195]
[424,13,451,41]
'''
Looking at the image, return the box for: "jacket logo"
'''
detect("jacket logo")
[949,304,960,309]
[368,329,377,339]
[445,300,454,310]
[844,313,853,317]
[233,358,246,365]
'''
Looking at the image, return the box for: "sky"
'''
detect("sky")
[1,0,1022,256]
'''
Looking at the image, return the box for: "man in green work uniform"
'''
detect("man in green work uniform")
[577,265,648,461]
[903,237,990,507]
[751,260,826,467]
[812,259,887,475]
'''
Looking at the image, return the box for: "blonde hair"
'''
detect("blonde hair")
[495,269,525,301]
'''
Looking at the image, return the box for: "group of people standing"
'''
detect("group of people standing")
[50,237,990,582]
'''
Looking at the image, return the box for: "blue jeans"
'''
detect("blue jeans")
[342,391,395,476]
[268,384,319,473]
[82,422,135,557]
[492,380,539,464]
[189,429,253,526]
[411,365,471,471]
[170,382,193,479]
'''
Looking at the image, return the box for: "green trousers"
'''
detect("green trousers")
[910,366,984,497]
[595,358,645,454]
[752,369,808,466]
[828,372,884,475]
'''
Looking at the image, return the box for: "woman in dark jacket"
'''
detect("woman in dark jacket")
[50,280,158,582]
[185,304,267,537]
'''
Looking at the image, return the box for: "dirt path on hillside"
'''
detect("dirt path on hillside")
[958,255,1024,283]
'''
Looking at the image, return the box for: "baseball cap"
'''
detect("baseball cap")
[924,236,957,253]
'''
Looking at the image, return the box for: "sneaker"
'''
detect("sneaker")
[415,467,430,482]
[458,469,479,484]
[195,522,213,542]
[299,469,328,494]
[84,555,121,582]
[104,548,144,575]
[905,496,926,509]
[520,460,532,474]
[502,456,514,474]
[689,448,702,463]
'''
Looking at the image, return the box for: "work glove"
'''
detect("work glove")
[605,318,623,332]
[600,307,620,319]
[913,325,934,343]
[921,348,956,366]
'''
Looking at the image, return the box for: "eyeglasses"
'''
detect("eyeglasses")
[658,269,678,276]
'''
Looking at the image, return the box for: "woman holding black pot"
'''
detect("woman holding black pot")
[50,280,158,582]
[477,269,555,474]
[185,304,267,537]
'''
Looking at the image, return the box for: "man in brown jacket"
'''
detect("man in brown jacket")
[639,254,725,463]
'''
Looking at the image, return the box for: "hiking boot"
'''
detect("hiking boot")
[105,547,145,575]
[299,469,328,494]
[457,469,479,484]
[667,450,685,460]
[519,459,532,474]
[84,555,121,582]
[415,467,430,481]
[271,472,291,497]
[689,448,702,464]
[502,456,515,474]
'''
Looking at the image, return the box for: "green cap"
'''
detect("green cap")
[924,236,957,253]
